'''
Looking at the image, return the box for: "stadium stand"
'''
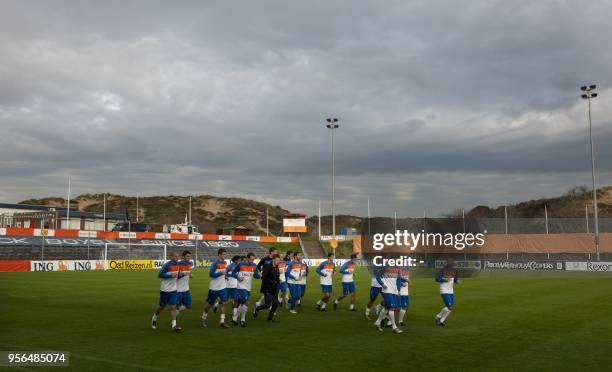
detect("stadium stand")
[300,239,325,259]
[0,237,268,261]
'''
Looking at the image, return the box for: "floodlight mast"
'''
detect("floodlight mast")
[581,84,600,261]
[325,118,339,237]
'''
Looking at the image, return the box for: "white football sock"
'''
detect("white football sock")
[152,314,158,321]
[232,307,238,321]
[388,310,397,329]
[440,308,451,323]
[375,308,388,325]
[436,307,446,319]
[349,303,354,310]
[201,312,207,320]
[240,305,247,321]
[316,299,322,306]
[220,314,225,323]
[178,305,186,311]
[171,319,176,327]
[375,304,383,313]
[321,302,326,309]
[334,299,339,305]
[365,307,370,316]
[399,309,406,323]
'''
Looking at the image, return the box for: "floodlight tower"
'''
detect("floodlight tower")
[581,84,599,261]
[326,118,339,237]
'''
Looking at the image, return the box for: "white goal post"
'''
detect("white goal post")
[103,243,168,271]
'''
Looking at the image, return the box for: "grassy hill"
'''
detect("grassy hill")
[466,185,612,218]
[19,194,289,235]
[18,185,612,234]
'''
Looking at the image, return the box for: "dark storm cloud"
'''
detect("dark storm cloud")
[1,0,612,216]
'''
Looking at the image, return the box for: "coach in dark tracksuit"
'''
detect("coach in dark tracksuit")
[254,254,281,321]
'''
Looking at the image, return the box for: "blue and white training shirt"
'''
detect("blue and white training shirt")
[436,268,458,294]
[232,261,260,291]
[316,259,335,286]
[158,260,180,292]
[209,259,228,291]
[225,262,239,289]
[286,260,302,285]
[299,262,309,285]
[376,267,402,295]
[399,270,409,296]
[339,260,355,283]
[177,259,193,292]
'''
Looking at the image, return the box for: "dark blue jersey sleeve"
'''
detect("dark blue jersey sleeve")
[158,262,173,279]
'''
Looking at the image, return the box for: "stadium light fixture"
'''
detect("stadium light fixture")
[325,117,339,237]
[580,84,600,261]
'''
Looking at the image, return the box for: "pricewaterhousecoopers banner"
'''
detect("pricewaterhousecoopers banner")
[483,260,564,270]
[0,237,262,249]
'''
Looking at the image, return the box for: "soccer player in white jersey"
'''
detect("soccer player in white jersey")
[277,254,289,306]
[333,254,357,311]
[286,251,303,314]
[374,266,403,334]
[315,253,335,311]
[398,268,410,326]
[365,268,383,320]
[151,251,183,331]
[201,248,230,329]
[176,250,193,317]
[435,258,459,326]
[225,255,241,325]
[297,259,308,307]
[231,252,260,327]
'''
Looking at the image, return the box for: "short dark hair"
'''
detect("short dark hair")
[269,247,277,254]
[217,248,227,255]
[327,253,334,258]
[231,255,241,263]
[182,250,191,257]
[240,256,246,260]
[247,252,255,259]
[293,251,301,258]
[350,254,357,259]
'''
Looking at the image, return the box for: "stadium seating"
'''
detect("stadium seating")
[0,241,269,261]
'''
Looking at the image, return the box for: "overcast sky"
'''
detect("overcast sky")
[1,0,612,217]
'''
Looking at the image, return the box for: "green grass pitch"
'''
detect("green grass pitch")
[1,268,611,371]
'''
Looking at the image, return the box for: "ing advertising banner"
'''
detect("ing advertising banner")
[30,260,106,272]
